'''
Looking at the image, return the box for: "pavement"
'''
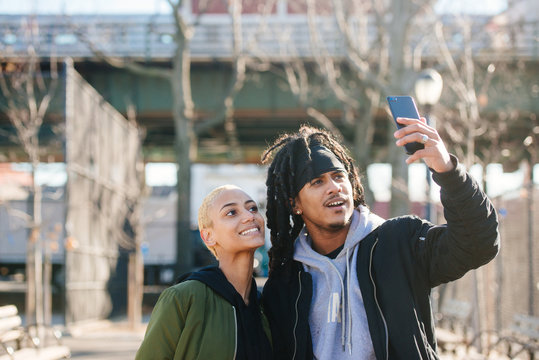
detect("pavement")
[57,317,510,360]
[60,317,148,360]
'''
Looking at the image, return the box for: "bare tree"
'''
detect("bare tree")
[434,18,493,170]
[248,0,436,214]
[422,7,539,352]
[74,0,247,276]
[434,16,538,176]
[0,16,58,329]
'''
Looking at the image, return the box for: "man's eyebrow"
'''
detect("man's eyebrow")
[312,170,346,180]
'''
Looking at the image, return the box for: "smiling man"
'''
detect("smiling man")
[261,123,499,359]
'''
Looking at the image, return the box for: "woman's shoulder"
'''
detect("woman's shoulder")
[163,280,207,296]
[158,280,210,304]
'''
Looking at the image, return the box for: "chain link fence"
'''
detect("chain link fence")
[64,61,144,324]
[435,183,539,353]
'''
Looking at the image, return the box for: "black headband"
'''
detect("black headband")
[293,143,346,194]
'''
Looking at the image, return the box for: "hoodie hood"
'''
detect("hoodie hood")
[293,205,384,359]
[179,266,272,360]
[294,205,384,262]
[181,265,242,306]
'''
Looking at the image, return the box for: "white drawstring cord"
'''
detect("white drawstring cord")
[346,248,352,354]
[324,257,346,350]
[325,246,356,354]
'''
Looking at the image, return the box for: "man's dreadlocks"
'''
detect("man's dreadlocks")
[261,125,365,274]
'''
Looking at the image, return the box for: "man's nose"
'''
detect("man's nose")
[327,178,342,193]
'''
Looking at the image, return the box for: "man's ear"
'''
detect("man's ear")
[200,229,216,246]
[290,197,302,215]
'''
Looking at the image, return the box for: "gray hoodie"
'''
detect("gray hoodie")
[293,205,385,360]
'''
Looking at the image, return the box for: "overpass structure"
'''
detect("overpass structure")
[0,13,538,163]
[1,12,537,61]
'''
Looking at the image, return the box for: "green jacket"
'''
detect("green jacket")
[136,279,272,360]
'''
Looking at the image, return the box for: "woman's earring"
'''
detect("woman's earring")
[296,210,302,215]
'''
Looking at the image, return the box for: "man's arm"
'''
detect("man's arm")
[393,116,499,286]
[425,155,499,286]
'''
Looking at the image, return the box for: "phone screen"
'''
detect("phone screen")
[387,96,424,155]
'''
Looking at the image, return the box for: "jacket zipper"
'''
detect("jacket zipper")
[293,270,302,360]
[369,237,389,360]
[232,306,237,360]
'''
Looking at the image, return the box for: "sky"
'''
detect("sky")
[0,0,508,15]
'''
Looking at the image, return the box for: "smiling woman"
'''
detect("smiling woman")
[135,184,273,360]
[198,185,266,260]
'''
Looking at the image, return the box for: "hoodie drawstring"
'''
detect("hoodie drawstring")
[324,248,354,355]
[346,248,352,355]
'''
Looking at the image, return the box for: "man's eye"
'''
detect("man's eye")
[311,179,322,185]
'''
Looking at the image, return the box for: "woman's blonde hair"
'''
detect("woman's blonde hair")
[198,184,241,259]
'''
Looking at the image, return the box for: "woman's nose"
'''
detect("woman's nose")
[241,210,256,222]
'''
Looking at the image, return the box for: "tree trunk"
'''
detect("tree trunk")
[25,229,35,326]
[24,163,45,340]
[389,149,410,217]
[175,134,193,276]
[353,93,378,206]
[43,250,52,326]
[386,0,414,217]
[388,93,411,217]
[127,250,143,329]
[172,34,195,277]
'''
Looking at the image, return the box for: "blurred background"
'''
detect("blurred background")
[0,0,537,357]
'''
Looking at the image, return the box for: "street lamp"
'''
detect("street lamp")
[414,69,443,222]
[414,69,444,111]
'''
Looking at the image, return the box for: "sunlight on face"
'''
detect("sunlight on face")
[295,170,354,232]
[204,188,265,258]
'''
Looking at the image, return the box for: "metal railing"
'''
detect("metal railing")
[0,14,537,60]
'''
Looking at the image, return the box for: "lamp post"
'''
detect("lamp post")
[414,69,443,222]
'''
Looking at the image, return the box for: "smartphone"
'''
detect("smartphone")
[387,96,424,155]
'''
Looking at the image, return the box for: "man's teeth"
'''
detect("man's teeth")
[240,228,258,235]
[328,201,344,206]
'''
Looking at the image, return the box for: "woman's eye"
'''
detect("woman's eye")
[226,210,237,216]
[249,206,259,213]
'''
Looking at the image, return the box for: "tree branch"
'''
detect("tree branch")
[73,25,172,79]
[194,0,246,136]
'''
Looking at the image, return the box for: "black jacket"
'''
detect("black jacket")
[262,157,500,359]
